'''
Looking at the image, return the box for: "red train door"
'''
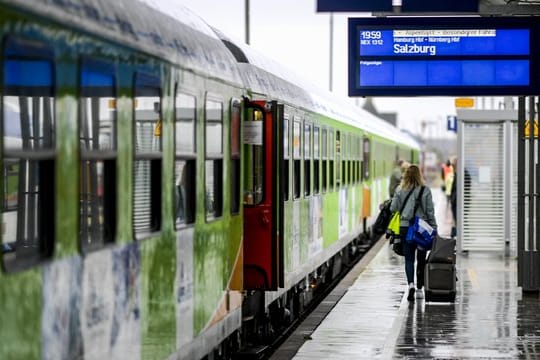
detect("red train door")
[243,100,284,290]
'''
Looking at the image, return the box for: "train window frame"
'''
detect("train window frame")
[2,36,55,272]
[230,98,241,215]
[174,89,197,228]
[313,125,320,194]
[133,72,162,239]
[78,58,117,252]
[303,121,311,197]
[204,94,223,220]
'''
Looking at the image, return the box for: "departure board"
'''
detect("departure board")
[348,18,540,96]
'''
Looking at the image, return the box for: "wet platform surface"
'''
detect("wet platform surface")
[271,188,540,360]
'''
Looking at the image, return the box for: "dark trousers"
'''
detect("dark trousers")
[401,226,427,288]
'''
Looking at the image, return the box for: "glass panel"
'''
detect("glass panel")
[80,98,115,151]
[283,117,289,159]
[305,159,311,196]
[135,95,161,153]
[4,96,54,151]
[293,120,301,159]
[363,137,371,179]
[206,99,223,155]
[2,159,40,247]
[314,126,320,159]
[304,123,311,158]
[231,100,240,158]
[175,93,195,154]
[133,159,153,233]
[336,131,341,185]
[322,128,327,159]
[329,129,334,158]
[244,108,264,205]
[80,160,107,247]
[206,159,223,218]
[175,159,195,227]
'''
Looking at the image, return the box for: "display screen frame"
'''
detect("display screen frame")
[348,17,540,96]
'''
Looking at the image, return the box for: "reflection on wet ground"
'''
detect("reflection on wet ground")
[285,189,540,359]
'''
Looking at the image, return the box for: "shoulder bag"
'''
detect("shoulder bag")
[388,189,415,256]
[406,186,436,250]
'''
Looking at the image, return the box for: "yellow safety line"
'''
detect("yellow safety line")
[467,268,479,289]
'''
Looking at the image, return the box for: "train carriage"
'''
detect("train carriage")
[0,1,420,359]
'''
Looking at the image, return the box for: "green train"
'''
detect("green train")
[0,0,420,359]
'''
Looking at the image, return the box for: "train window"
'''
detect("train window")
[321,127,327,193]
[342,133,347,185]
[79,59,117,251]
[293,119,301,199]
[230,99,241,215]
[2,37,55,270]
[336,131,341,187]
[304,122,311,197]
[356,135,360,183]
[174,92,196,227]
[363,137,371,180]
[350,134,354,184]
[357,136,362,182]
[313,126,320,194]
[348,134,352,184]
[244,107,264,205]
[133,73,162,238]
[283,114,290,201]
[205,98,223,219]
[329,128,334,190]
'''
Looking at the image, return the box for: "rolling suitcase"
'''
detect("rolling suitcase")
[424,236,457,302]
[424,263,456,302]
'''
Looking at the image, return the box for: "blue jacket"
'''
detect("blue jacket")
[390,185,437,230]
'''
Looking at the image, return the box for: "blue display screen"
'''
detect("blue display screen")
[359,60,529,86]
[348,17,540,96]
[359,29,529,57]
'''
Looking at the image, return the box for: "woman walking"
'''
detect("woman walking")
[390,164,437,301]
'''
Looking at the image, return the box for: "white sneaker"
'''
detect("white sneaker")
[416,288,424,299]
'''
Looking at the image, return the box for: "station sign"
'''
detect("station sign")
[348,17,540,96]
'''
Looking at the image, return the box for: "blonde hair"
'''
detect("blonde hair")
[401,164,425,190]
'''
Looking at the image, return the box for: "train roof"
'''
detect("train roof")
[214,30,420,150]
[3,0,244,85]
[3,0,419,150]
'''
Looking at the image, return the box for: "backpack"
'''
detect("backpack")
[373,199,392,235]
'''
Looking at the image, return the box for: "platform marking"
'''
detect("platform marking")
[467,267,479,289]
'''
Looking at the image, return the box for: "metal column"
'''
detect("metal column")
[518,96,540,292]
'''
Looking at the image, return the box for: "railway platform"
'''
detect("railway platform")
[271,188,540,360]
